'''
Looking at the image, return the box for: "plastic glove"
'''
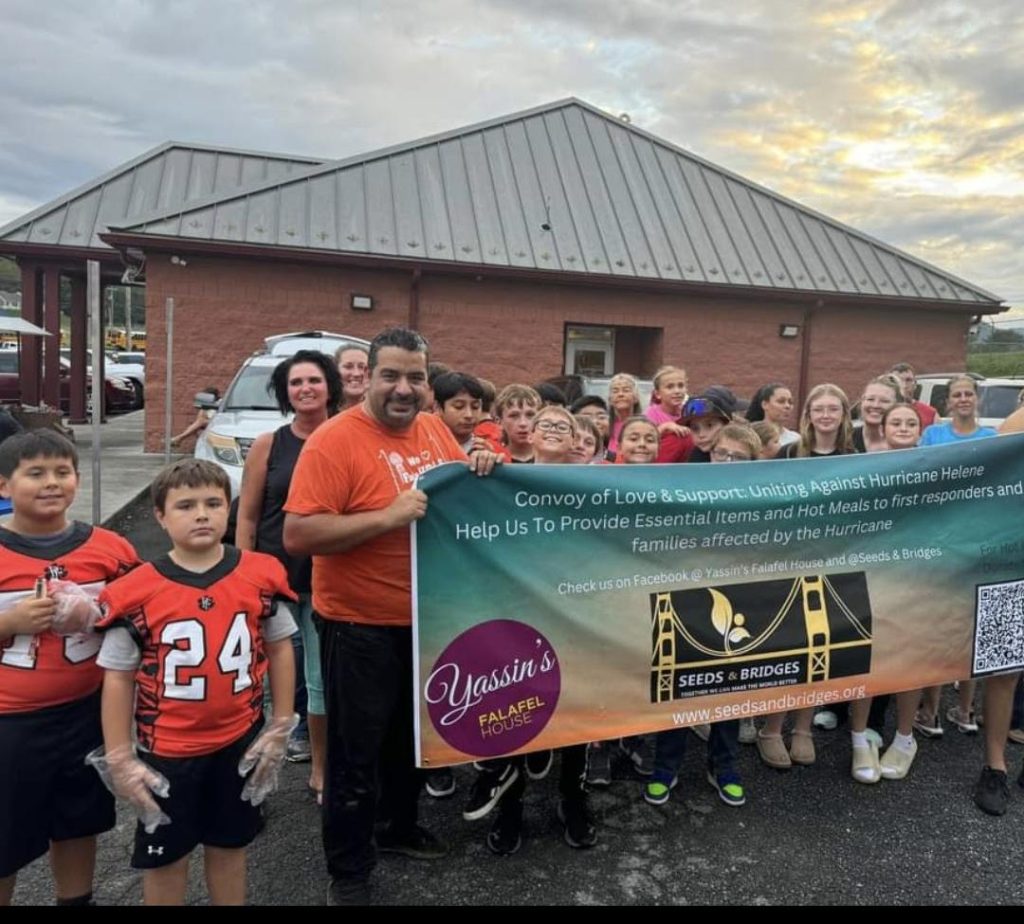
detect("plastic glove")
[48,580,102,635]
[85,744,171,834]
[238,714,300,806]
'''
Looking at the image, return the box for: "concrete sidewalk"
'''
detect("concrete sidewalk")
[66,410,180,524]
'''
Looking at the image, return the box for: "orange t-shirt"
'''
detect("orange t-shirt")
[285,406,467,625]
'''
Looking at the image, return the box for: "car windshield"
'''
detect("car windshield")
[980,385,1024,419]
[223,365,279,410]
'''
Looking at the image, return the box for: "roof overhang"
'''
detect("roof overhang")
[100,230,1006,316]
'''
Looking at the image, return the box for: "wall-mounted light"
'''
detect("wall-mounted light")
[779,323,800,339]
[169,255,188,267]
[351,294,373,311]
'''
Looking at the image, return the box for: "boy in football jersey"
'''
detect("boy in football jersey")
[0,431,140,906]
[93,459,298,905]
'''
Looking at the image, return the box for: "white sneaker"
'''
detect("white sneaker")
[880,739,918,780]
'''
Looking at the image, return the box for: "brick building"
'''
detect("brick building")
[1,99,1005,450]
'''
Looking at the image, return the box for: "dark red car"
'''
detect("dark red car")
[0,350,136,414]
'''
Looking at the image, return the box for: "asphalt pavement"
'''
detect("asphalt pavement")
[12,493,1024,905]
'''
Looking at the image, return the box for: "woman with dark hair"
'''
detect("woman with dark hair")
[235,349,342,802]
[746,383,798,447]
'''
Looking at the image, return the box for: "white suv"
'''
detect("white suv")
[194,331,370,496]
[915,374,1024,429]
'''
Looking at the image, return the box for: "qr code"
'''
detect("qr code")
[973,579,1024,676]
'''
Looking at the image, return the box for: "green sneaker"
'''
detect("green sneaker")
[643,776,677,806]
[707,768,746,807]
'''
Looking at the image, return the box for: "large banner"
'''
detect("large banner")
[413,435,1024,767]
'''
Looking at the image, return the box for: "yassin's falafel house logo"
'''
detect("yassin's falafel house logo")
[423,619,560,758]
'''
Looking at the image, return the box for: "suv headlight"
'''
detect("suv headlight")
[109,376,133,390]
[205,431,243,466]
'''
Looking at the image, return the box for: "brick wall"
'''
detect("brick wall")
[142,252,972,450]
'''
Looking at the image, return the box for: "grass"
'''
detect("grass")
[967,351,1024,377]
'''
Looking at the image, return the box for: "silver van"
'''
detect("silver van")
[193,331,370,496]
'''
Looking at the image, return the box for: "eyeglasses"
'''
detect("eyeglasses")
[535,420,573,435]
[711,448,752,462]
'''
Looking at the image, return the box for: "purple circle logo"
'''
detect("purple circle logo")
[423,619,560,757]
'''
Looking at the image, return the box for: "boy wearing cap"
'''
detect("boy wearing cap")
[679,388,737,462]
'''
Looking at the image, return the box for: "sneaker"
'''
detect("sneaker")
[327,876,370,905]
[376,824,448,859]
[1009,728,1024,746]
[463,763,519,821]
[285,736,312,763]
[812,709,838,731]
[643,776,678,806]
[425,767,456,799]
[557,798,597,849]
[880,739,918,780]
[738,717,757,745]
[912,710,943,738]
[691,724,711,742]
[486,800,523,856]
[974,766,1010,816]
[525,749,553,781]
[947,706,979,734]
[707,767,746,807]
[619,735,656,776]
[851,740,881,784]
[586,743,612,787]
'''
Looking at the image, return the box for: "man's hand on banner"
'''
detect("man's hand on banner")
[468,449,502,476]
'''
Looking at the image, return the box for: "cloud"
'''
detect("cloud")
[0,0,1021,305]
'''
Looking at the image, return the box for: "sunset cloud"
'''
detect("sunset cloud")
[0,0,1020,306]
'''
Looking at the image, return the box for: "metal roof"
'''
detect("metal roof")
[46,98,1001,305]
[0,143,326,251]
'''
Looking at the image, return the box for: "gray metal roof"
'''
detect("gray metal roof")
[111,99,999,304]
[0,143,326,251]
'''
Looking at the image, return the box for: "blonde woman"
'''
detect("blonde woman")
[758,384,857,768]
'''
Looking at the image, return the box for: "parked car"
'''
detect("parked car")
[60,348,145,408]
[194,331,370,496]
[0,352,136,414]
[916,373,1024,429]
[110,350,146,367]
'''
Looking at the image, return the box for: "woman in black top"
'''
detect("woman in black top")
[236,349,342,802]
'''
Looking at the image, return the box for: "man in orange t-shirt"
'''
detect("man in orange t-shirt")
[284,327,498,904]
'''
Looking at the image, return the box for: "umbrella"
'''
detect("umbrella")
[0,316,51,336]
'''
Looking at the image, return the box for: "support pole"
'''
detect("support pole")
[164,297,174,464]
[87,261,102,525]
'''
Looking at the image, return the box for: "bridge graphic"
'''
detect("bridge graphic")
[651,573,873,703]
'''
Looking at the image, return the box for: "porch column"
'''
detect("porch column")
[19,263,42,405]
[68,274,88,423]
[41,265,61,409]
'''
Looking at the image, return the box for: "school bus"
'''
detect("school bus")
[106,328,127,349]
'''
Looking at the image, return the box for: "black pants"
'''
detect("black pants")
[319,620,421,881]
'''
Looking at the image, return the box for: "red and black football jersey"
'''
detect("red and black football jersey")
[97,546,295,757]
[0,523,140,714]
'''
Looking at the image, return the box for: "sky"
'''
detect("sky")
[1,0,1021,310]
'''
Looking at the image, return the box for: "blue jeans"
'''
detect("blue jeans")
[290,594,324,716]
[650,720,740,785]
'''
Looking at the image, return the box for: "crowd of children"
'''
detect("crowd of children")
[2,347,1023,905]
